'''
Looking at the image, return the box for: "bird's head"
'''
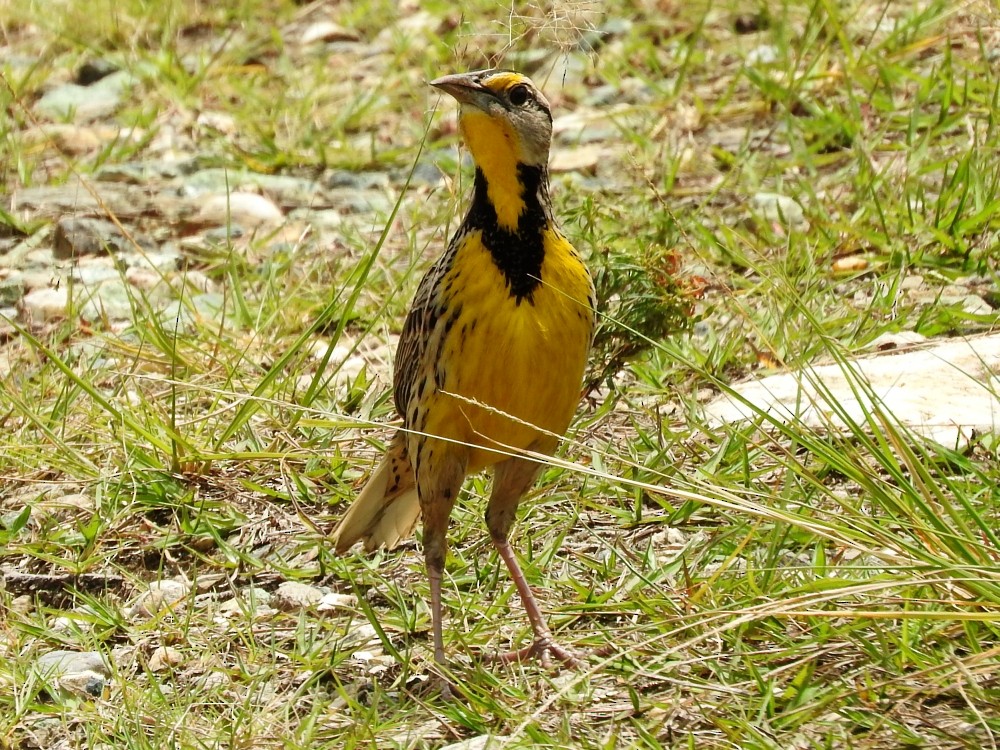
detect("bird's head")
[431,69,553,170]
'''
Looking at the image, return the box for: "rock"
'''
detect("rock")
[301,21,361,46]
[440,736,499,750]
[831,256,868,273]
[193,192,284,228]
[128,579,191,620]
[13,176,151,218]
[867,331,926,351]
[550,144,605,174]
[317,592,358,612]
[326,170,391,191]
[0,278,25,306]
[34,650,109,700]
[76,58,119,85]
[34,71,137,123]
[325,188,392,215]
[20,287,69,322]
[23,124,115,155]
[705,333,1000,449]
[750,191,807,229]
[80,279,145,321]
[274,581,325,611]
[96,160,187,183]
[148,646,184,672]
[158,292,228,327]
[53,217,156,259]
[195,111,237,135]
[182,169,320,205]
[41,492,96,514]
[746,44,780,65]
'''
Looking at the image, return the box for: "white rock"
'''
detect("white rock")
[316,592,358,612]
[705,333,1000,448]
[20,287,68,321]
[148,646,184,672]
[195,192,283,228]
[128,579,190,620]
[301,21,360,46]
[747,44,780,65]
[750,191,807,229]
[274,581,325,611]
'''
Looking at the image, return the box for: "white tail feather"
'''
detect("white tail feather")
[332,452,420,553]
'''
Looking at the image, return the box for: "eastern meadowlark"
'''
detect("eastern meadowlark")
[332,69,596,672]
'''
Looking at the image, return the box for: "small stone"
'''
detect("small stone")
[196,111,237,135]
[831,256,868,273]
[76,58,119,86]
[148,646,184,672]
[301,21,361,46]
[129,579,190,620]
[750,191,807,229]
[34,71,136,123]
[959,295,993,315]
[24,124,104,154]
[79,280,140,321]
[274,581,325,611]
[440,736,498,750]
[53,217,155,259]
[316,592,358,612]
[550,144,605,174]
[43,492,96,514]
[196,671,230,691]
[11,595,33,614]
[20,287,69,322]
[34,650,109,700]
[746,44,780,65]
[867,331,926,351]
[194,192,283,228]
[0,278,25,306]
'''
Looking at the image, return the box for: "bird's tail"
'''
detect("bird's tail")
[332,432,420,553]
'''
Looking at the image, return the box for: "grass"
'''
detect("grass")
[2,0,999,748]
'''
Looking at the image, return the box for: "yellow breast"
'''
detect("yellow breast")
[422,229,594,470]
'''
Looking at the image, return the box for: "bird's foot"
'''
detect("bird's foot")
[490,635,582,670]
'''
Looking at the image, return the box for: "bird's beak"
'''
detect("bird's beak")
[430,72,495,112]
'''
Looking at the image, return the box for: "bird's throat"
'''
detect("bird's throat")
[467,166,547,304]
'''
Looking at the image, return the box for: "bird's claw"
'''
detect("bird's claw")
[490,636,582,669]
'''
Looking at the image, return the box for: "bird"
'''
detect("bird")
[332,69,596,675]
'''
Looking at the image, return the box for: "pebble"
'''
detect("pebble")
[0,278,25,305]
[440,737,501,750]
[34,650,109,700]
[750,191,808,229]
[746,44,780,66]
[195,111,238,135]
[76,58,119,85]
[39,491,96,515]
[550,144,605,174]
[54,216,155,258]
[274,581,325,611]
[317,592,358,612]
[34,71,137,123]
[301,21,361,46]
[148,646,184,672]
[80,279,144,321]
[23,123,118,155]
[194,192,284,228]
[128,579,191,620]
[20,287,69,322]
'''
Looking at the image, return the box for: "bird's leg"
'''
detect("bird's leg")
[415,444,466,694]
[486,452,581,668]
[490,536,580,668]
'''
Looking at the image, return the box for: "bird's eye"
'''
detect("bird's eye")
[508,84,530,106]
